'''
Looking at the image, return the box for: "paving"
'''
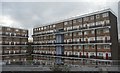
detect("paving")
[1,65,120,72]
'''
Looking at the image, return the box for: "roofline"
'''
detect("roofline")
[34,8,116,29]
[0,25,28,31]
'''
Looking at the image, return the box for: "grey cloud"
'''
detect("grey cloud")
[1,1,120,38]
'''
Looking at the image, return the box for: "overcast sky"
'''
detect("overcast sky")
[0,0,120,38]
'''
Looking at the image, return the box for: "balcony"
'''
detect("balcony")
[2,52,23,55]
[89,41,96,43]
[96,40,111,43]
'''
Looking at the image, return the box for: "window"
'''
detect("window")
[77,18,82,22]
[90,16,94,20]
[97,29,102,34]
[84,17,89,21]
[84,31,88,35]
[69,21,72,24]
[7,28,11,31]
[97,45,101,49]
[44,27,46,29]
[85,45,89,49]
[88,23,95,27]
[15,29,19,32]
[5,32,9,35]
[65,33,68,36]
[96,21,104,26]
[73,25,79,29]
[53,35,55,38]
[103,29,109,33]
[97,36,103,40]
[90,53,94,56]
[67,27,72,30]
[79,46,82,49]
[50,25,52,28]
[74,33,77,36]
[73,20,77,23]
[105,20,110,24]
[104,45,110,49]
[69,33,72,36]
[14,33,16,36]
[99,53,103,56]
[83,24,87,27]
[91,45,95,49]
[79,24,83,28]
[74,46,77,49]
[79,32,82,35]
[39,28,41,30]
[41,27,43,30]
[53,25,56,27]
[80,38,83,41]
[23,30,26,32]
[96,14,100,19]
[64,22,68,25]
[89,37,95,41]
[91,30,95,34]
[102,13,109,17]
[34,28,36,31]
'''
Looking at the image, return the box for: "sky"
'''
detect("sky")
[0,0,120,39]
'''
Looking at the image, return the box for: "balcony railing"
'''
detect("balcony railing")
[1,43,28,45]
[33,40,111,45]
[96,40,111,43]
[2,52,28,55]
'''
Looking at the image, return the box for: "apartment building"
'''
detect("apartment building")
[32,9,119,65]
[0,26,28,64]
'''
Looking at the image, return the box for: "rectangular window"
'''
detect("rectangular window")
[97,37,103,40]
[91,30,95,34]
[105,20,110,24]
[90,16,94,20]
[102,13,109,17]
[103,29,109,33]
[77,18,82,22]
[96,14,100,19]
[53,25,56,27]
[73,20,77,23]
[84,17,89,21]
[89,37,95,41]
[74,46,77,49]
[97,29,102,34]
[79,24,83,28]
[91,45,95,49]
[39,28,41,30]
[79,45,83,49]
[7,28,11,31]
[69,33,72,36]
[85,45,89,49]
[74,33,77,36]
[73,25,79,29]
[69,21,72,24]
[64,22,68,25]
[44,27,46,29]
[79,32,82,35]
[104,45,110,49]
[41,27,43,30]
[15,29,19,32]
[84,31,88,35]
[97,45,101,49]
[50,25,52,28]
[99,53,103,56]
